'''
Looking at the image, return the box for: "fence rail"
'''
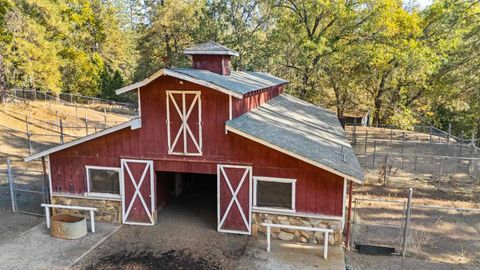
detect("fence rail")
[9,88,136,113]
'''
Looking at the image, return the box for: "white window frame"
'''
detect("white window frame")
[253,176,296,213]
[85,166,122,199]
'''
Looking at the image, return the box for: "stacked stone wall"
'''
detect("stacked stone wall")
[252,212,342,246]
[51,196,122,223]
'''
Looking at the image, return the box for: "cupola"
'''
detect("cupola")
[184,42,238,76]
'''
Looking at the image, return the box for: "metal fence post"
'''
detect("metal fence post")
[447,123,451,145]
[438,157,445,190]
[7,158,16,212]
[372,140,377,166]
[365,131,368,155]
[353,118,357,145]
[384,154,389,186]
[401,188,413,257]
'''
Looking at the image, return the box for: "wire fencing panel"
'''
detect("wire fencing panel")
[409,205,480,265]
[351,199,406,253]
[1,157,47,215]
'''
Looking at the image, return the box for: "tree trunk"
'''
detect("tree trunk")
[0,53,7,103]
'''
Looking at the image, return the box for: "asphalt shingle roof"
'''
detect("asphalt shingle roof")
[226,94,364,182]
[169,68,288,96]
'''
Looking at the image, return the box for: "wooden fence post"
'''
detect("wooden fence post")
[103,108,107,128]
[85,114,88,135]
[59,119,64,144]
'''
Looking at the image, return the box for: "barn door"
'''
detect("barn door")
[217,165,252,235]
[166,91,202,156]
[121,159,156,225]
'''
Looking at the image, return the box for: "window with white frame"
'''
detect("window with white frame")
[253,177,296,212]
[86,166,121,198]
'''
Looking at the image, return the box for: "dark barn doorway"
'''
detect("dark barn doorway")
[156,172,217,230]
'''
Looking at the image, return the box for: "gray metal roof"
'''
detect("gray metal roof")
[226,94,364,182]
[184,42,239,56]
[169,68,288,96]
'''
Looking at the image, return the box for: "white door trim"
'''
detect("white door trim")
[121,159,155,225]
[217,164,252,235]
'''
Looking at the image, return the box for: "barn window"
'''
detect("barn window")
[253,177,296,212]
[85,166,121,198]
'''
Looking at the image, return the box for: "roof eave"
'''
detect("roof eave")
[115,69,244,99]
[184,50,239,56]
[225,125,364,184]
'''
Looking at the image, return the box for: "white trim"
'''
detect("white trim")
[217,164,252,235]
[25,119,140,162]
[115,69,243,99]
[85,166,122,199]
[121,159,155,226]
[229,95,233,120]
[253,176,296,213]
[341,178,347,230]
[137,87,142,117]
[51,192,122,201]
[184,50,239,56]
[46,156,53,203]
[253,208,342,221]
[166,91,202,156]
[225,125,363,184]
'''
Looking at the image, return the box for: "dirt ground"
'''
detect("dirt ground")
[73,181,250,270]
[345,250,479,270]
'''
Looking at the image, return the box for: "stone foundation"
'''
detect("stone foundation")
[51,195,122,223]
[252,212,342,246]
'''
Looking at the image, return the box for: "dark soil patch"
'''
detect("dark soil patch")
[85,250,220,270]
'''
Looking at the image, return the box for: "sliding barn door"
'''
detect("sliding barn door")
[217,165,252,235]
[121,159,155,225]
[166,91,202,156]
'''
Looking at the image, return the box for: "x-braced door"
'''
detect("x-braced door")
[166,91,202,156]
[121,159,155,225]
[217,164,252,235]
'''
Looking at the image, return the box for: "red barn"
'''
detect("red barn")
[26,42,363,244]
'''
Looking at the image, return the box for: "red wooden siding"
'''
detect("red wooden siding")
[192,55,231,75]
[232,85,283,118]
[49,75,343,217]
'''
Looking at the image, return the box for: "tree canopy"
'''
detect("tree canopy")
[0,0,479,137]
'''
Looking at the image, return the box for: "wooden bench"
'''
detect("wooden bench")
[262,223,334,259]
[41,204,98,233]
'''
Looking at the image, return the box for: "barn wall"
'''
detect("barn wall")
[48,76,343,217]
[192,55,231,75]
[232,85,283,118]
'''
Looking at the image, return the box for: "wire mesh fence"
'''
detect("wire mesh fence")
[351,198,406,253]
[408,205,480,265]
[0,157,47,216]
[350,195,480,266]
[357,153,480,192]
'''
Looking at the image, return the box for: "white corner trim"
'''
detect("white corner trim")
[225,125,363,184]
[25,118,139,162]
[342,178,347,230]
[253,176,296,212]
[115,68,243,99]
